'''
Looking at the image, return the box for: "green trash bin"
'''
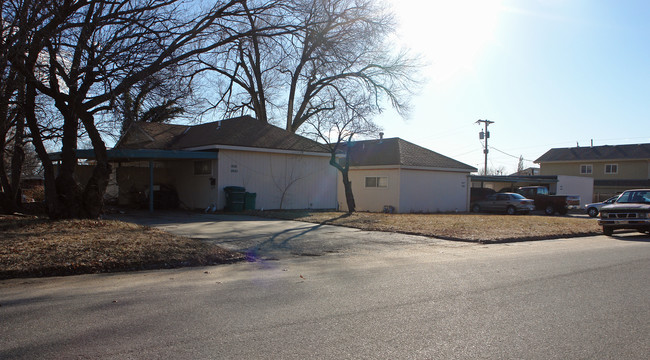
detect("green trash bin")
[224,186,245,211]
[244,192,256,210]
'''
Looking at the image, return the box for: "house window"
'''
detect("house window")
[580,164,592,174]
[365,176,388,188]
[605,164,618,174]
[194,160,212,175]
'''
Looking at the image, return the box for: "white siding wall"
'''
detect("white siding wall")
[337,169,401,212]
[552,175,594,206]
[399,169,470,213]
[216,150,337,210]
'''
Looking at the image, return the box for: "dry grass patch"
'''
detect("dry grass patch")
[252,211,601,242]
[0,216,245,279]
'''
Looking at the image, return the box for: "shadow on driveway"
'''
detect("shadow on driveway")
[107,210,455,260]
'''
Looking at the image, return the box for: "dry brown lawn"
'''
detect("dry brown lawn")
[251,210,602,242]
[0,215,245,279]
[1,210,601,280]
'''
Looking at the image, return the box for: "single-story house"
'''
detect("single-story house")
[337,137,477,213]
[535,143,650,201]
[55,117,481,213]
[74,116,338,211]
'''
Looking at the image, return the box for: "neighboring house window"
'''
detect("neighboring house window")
[580,164,592,174]
[365,176,388,188]
[605,164,618,174]
[194,160,212,175]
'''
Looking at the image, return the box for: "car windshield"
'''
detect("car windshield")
[510,193,526,200]
[616,190,650,204]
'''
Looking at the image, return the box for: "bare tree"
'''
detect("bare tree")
[479,166,507,176]
[305,94,380,213]
[0,0,35,213]
[197,0,287,124]
[210,0,418,132]
[282,0,416,133]
[5,0,259,218]
[117,71,191,137]
[206,0,418,213]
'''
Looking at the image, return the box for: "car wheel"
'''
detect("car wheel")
[472,204,481,213]
[587,207,598,217]
[506,206,516,215]
[544,205,555,215]
[602,226,614,236]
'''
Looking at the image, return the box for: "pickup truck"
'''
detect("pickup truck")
[598,189,650,236]
[515,186,581,215]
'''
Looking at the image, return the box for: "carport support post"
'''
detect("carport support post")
[149,161,154,213]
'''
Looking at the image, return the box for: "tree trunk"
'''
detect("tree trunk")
[341,169,355,213]
[54,108,83,219]
[24,78,60,218]
[79,111,111,219]
[8,126,25,213]
[329,144,356,213]
[0,67,20,214]
[0,151,16,214]
[8,83,27,213]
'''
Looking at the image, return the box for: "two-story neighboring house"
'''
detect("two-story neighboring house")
[535,143,650,202]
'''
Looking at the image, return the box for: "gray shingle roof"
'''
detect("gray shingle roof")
[117,122,188,150]
[535,143,650,163]
[116,116,328,153]
[346,138,476,171]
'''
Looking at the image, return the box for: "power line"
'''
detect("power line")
[489,146,535,163]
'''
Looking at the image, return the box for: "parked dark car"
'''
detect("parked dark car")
[598,189,650,236]
[584,195,618,217]
[470,187,496,203]
[516,186,580,215]
[471,193,535,215]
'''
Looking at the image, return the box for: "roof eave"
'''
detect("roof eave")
[349,164,476,172]
[536,157,649,164]
[181,144,330,157]
[48,148,219,162]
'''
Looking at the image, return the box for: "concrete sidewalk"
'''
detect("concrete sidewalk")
[107,210,464,259]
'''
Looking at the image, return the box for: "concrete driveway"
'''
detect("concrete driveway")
[108,210,465,259]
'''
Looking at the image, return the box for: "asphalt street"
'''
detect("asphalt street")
[1,214,649,359]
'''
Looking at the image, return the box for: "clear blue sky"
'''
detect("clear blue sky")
[378,0,650,174]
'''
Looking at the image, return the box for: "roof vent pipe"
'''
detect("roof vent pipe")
[379,132,384,139]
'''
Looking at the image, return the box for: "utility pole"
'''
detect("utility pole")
[476,119,494,175]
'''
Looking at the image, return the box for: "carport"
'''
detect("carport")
[50,148,219,212]
[471,175,559,192]
[470,175,594,206]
